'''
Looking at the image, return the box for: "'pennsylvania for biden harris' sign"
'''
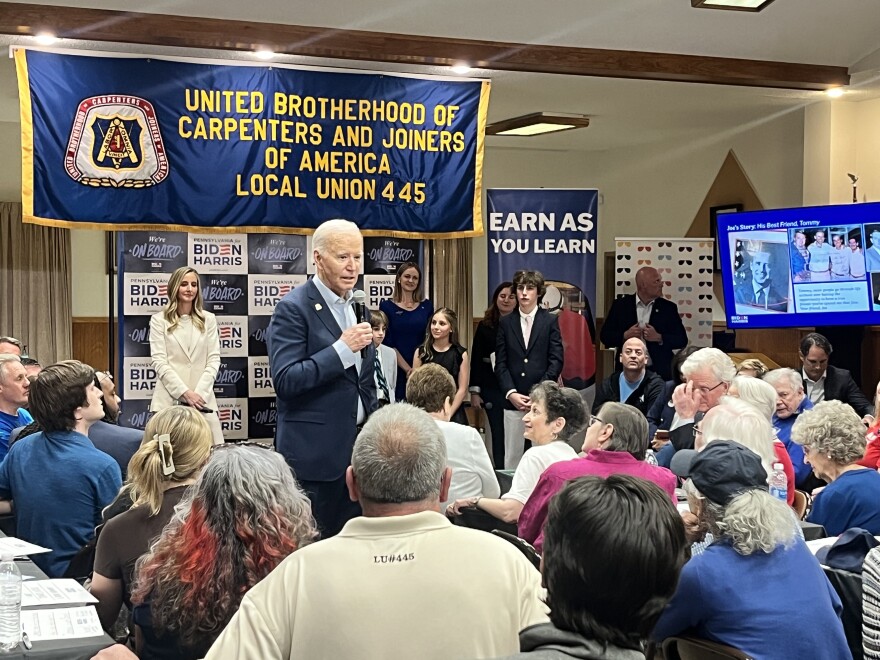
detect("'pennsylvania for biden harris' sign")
[15,49,490,237]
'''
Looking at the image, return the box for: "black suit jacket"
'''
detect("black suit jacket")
[600,295,688,381]
[495,308,564,409]
[815,365,873,418]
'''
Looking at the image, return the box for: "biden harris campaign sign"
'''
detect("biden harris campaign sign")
[16,49,489,237]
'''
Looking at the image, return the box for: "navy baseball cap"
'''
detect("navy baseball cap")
[680,441,767,506]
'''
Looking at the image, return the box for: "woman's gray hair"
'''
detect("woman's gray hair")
[763,367,803,393]
[684,480,797,555]
[184,445,317,548]
[352,403,447,504]
[596,402,649,461]
[790,400,866,466]
[312,219,361,255]
[529,381,588,442]
[680,347,736,385]
[700,398,775,479]
[727,375,777,420]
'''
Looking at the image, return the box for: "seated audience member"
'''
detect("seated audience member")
[519,402,676,552]
[791,400,880,536]
[91,406,214,630]
[800,332,874,422]
[0,337,22,356]
[653,442,850,658]
[735,357,768,379]
[726,376,796,506]
[407,364,499,509]
[89,370,144,479]
[370,310,397,406]
[764,368,818,490]
[0,360,121,577]
[447,381,585,524]
[648,346,699,463]
[202,404,547,660]
[860,379,880,469]
[863,545,880,659]
[0,354,32,460]
[20,356,41,379]
[591,337,664,420]
[505,475,687,659]
[131,444,317,660]
[668,347,736,452]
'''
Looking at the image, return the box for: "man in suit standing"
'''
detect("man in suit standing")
[799,332,874,423]
[495,270,564,469]
[600,267,688,381]
[268,219,378,537]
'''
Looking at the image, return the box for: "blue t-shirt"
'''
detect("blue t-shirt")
[653,538,850,660]
[772,397,814,487]
[808,468,880,536]
[0,429,122,577]
[617,373,643,404]
[0,408,33,461]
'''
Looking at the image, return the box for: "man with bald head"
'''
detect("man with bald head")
[592,337,664,419]
[600,266,687,381]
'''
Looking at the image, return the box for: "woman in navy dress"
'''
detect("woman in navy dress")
[379,261,432,401]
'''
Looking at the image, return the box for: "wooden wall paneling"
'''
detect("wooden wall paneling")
[72,317,114,374]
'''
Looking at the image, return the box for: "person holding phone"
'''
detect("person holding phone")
[150,266,224,444]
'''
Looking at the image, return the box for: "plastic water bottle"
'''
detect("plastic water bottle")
[0,554,21,652]
[769,462,788,502]
[645,449,658,466]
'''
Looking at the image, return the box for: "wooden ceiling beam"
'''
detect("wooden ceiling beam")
[0,2,850,90]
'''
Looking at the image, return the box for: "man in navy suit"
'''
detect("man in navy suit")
[268,219,378,537]
[600,266,688,381]
[495,270,564,469]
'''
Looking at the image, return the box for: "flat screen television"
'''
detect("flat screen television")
[717,201,880,329]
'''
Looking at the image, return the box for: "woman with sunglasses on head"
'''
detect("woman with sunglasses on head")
[130,444,317,660]
[91,406,214,632]
[150,266,224,444]
[379,261,433,401]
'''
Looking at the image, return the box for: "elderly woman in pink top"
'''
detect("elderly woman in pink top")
[519,401,676,552]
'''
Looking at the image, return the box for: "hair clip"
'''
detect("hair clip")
[156,433,176,476]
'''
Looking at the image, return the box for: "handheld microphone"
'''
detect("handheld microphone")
[352,289,368,357]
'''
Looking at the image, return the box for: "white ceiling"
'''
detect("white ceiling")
[0,0,878,153]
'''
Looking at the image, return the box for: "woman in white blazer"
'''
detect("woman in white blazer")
[149,266,224,444]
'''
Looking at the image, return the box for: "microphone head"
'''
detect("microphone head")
[352,289,367,305]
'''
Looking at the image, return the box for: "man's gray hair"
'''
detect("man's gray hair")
[351,403,447,504]
[700,398,775,478]
[791,400,867,466]
[728,376,777,420]
[312,219,362,256]
[0,353,21,383]
[680,348,736,385]
[764,367,803,393]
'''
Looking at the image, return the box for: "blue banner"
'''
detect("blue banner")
[487,189,599,389]
[16,49,489,237]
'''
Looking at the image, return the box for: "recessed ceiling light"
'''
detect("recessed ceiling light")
[34,32,57,46]
[451,64,471,75]
[826,87,845,99]
[691,0,777,11]
[255,49,275,60]
[486,112,590,137]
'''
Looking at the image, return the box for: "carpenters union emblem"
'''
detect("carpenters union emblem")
[65,95,169,188]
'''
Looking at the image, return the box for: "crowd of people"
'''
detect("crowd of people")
[1,228,879,658]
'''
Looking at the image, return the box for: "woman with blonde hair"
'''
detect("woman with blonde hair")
[91,406,214,630]
[149,266,223,444]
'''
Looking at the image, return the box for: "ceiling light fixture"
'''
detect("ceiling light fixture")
[254,49,275,60]
[34,32,57,46]
[451,64,472,75]
[825,87,845,99]
[486,112,590,137]
[691,0,777,11]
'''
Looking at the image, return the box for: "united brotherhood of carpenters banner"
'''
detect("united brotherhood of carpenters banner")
[15,49,490,237]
